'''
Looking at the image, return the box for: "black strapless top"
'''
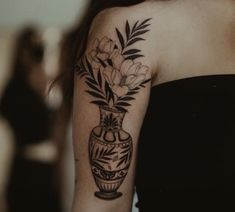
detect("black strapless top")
[136,75,235,210]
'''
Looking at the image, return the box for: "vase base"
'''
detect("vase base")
[95,191,122,200]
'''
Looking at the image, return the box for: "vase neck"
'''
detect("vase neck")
[99,107,125,131]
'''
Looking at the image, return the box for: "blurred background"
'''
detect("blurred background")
[0,0,138,212]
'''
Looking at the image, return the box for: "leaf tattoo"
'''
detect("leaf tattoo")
[75,18,151,111]
[75,18,152,201]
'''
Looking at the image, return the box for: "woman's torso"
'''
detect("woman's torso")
[0,76,53,148]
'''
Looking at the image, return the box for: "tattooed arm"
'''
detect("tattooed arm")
[72,9,153,212]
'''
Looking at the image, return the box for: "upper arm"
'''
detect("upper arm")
[72,9,153,212]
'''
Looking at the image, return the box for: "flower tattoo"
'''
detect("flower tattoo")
[103,59,149,97]
[76,18,151,111]
[75,18,152,200]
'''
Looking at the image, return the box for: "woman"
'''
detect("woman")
[0,27,61,212]
[71,0,235,211]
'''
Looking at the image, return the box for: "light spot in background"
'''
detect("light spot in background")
[0,118,14,195]
[43,27,62,78]
[0,32,15,96]
[0,0,88,29]
[43,28,63,109]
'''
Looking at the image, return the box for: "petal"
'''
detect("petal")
[103,73,112,85]
[136,65,149,75]
[97,52,109,61]
[110,49,125,70]
[87,54,100,68]
[129,74,146,89]
[125,75,137,86]
[99,37,109,51]
[89,50,99,62]
[109,41,116,52]
[90,50,97,58]
[103,41,111,53]
[91,60,101,70]
[114,54,125,70]
[111,69,122,85]
[120,59,134,76]
[102,42,110,53]
[112,85,129,97]
[103,67,113,85]
[99,66,105,72]
[110,49,119,58]
[93,38,99,49]
[126,62,141,76]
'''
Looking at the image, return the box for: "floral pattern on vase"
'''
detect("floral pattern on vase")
[89,106,132,199]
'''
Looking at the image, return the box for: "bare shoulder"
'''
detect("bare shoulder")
[86,0,207,79]
[87,2,166,78]
[90,1,177,29]
[84,0,235,86]
[89,2,156,38]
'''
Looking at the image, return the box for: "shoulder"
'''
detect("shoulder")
[87,2,163,78]
[89,3,154,38]
[86,0,196,79]
[89,0,179,32]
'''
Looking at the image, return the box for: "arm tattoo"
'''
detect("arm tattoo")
[75,18,151,200]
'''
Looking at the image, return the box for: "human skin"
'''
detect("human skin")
[72,0,235,211]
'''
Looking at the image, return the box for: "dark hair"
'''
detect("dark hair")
[11,26,44,80]
[58,0,144,108]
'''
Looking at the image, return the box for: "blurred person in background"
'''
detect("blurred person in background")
[0,26,61,212]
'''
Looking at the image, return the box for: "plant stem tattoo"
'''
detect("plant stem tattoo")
[75,18,151,200]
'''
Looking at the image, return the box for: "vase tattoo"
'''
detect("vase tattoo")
[75,18,151,200]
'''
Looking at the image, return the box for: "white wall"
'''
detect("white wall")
[0,0,87,30]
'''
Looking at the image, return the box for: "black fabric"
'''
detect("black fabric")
[0,75,60,212]
[0,75,53,148]
[136,75,235,210]
[7,156,61,212]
